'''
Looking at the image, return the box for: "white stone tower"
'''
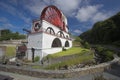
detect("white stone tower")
[27,5,72,61]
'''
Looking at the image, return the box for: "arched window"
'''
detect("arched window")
[65,41,69,47]
[46,27,55,35]
[51,38,62,47]
[57,31,65,38]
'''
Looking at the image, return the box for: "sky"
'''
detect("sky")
[0,0,120,36]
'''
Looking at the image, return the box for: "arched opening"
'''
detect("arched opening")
[65,41,69,47]
[52,38,62,47]
[46,27,55,35]
[33,22,42,32]
[57,31,65,38]
[66,35,69,39]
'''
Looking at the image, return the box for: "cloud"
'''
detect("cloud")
[76,5,100,22]
[0,17,16,30]
[22,0,82,17]
[23,0,47,16]
[0,22,14,30]
[22,0,112,23]
[53,0,81,16]
[7,0,18,6]
[92,12,111,22]
[17,12,31,24]
[0,2,17,16]
[0,0,116,34]
[75,5,112,22]
[74,29,83,34]
[0,1,31,24]
[0,17,9,23]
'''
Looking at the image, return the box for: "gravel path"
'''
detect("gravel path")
[0,71,120,80]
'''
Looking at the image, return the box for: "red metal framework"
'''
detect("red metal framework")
[40,5,66,32]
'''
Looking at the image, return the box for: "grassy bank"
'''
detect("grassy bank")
[44,47,94,70]
[5,46,16,57]
[44,47,89,59]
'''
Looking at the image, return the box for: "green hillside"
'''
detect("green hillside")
[80,12,120,46]
[0,29,26,41]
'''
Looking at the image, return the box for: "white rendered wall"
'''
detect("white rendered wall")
[27,33,43,60]
[42,32,72,57]
[27,33,43,49]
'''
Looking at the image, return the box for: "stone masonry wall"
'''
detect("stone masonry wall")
[0,58,119,78]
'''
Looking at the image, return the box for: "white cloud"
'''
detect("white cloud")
[75,5,112,22]
[74,29,83,34]
[53,0,81,16]
[92,12,111,22]
[0,2,17,16]
[8,0,18,6]
[22,0,112,23]
[0,23,14,29]
[22,0,82,17]
[23,0,47,16]
[17,12,31,24]
[75,5,100,22]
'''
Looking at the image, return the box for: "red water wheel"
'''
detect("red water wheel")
[41,5,65,31]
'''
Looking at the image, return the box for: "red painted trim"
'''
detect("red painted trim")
[40,5,67,32]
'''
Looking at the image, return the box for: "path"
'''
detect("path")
[0,69,120,80]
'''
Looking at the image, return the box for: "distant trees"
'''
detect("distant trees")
[80,12,120,46]
[0,29,26,41]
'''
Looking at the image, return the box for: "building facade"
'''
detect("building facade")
[27,5,72,60]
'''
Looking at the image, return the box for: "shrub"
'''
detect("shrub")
[112,40,120,47]
[34,56,40,62]
[94,46,114,63]
[105,51,114,61]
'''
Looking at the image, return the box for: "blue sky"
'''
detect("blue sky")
[0,0,120,36]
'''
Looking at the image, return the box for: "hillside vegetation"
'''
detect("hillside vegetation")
[80,12,120,46]
[0,29,26,41]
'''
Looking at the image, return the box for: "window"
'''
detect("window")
[46,27,55,35]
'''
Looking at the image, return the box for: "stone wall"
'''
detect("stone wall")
[0,46,6,57]
[0,63,111,78]
[0,58,119,78]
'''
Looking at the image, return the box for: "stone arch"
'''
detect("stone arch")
[51,38,62,47]
[57,31,65,38]
[46,27,55,35]
[65,41,69,47]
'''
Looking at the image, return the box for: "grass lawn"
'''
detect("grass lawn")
[45,47,89,59]
[5,46,16,57]
[44,47,94,70]
[45,53,93,70]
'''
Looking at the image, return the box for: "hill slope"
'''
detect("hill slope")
[80,12,120,46]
